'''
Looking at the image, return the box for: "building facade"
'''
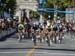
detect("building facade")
[65,7,75,22]
[15,0,38,22]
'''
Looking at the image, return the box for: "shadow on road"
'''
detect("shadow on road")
[0,47,75,51]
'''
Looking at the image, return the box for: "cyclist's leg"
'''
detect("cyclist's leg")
[51,30,54,41]
[47,32,50,46]
[46,30,52,46]
[50,31,53,45]
[53,28,58,44]
[40,31,44,43]
[18,30,22,41]
[21,29,25,39]
[59,28,66,44]
[33,31,37,46]
[56,30,59,41]
[36,30,41,43]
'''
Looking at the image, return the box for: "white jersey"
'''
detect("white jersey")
[57,20,60,23]
[47,20,50,26]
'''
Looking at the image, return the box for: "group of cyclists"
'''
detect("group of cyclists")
[17,18,75,46]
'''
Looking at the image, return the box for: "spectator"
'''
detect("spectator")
[2,20,5,31]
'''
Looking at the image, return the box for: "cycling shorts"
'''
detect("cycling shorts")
[59,28,63,32]
[53,27,58,31]
[33,27,38,31]
[48,29,51,32]
[40,28,43,31]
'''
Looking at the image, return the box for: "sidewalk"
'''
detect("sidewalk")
[0,28,17,41]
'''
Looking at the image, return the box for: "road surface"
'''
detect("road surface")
[0,32,75,56]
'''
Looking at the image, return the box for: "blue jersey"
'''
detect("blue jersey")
[53,23,59,29]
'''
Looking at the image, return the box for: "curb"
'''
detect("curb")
[0,47,75,51]
[0,29,17,41]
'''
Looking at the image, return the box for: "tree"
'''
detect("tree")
[43,0,54,19]
[42,0,75,19]
[0,0,16,18]
[5,0,17,17]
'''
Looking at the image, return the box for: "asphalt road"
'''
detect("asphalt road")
[0,31,75,56]
[0,48,75,56]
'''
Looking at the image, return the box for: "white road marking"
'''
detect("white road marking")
[0,51,74,55]
[0,51,27,53]
[33,51,75,55]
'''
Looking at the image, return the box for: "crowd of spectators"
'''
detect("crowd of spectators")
[0,18,18,33]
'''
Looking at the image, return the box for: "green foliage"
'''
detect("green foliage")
[44,0,54,8]
[30,11,40,19]
[0,0,16,17]
[6,0,17,17]
[44,0,75,10]
[41,0,75,19]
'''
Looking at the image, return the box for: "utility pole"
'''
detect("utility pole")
[54,0,57,21]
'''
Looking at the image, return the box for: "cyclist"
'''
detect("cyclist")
[39,23,44,42]
[17,22,25,41]
[62,22,67,38]
[46,21,54,46]
[53,21,59,44]
[32,22,39,45]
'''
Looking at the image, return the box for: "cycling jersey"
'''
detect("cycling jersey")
[48,25,52,29]
[57,20,60,23]
[18,24,24,30]
[33,25,38,31]
[47,24,53,32]
[53,23,59,28]
[53,23,59,31]
[62,26,67,32]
